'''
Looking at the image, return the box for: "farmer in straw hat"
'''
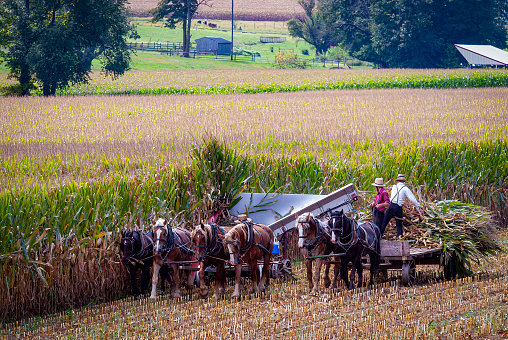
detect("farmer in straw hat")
[380,174,425,238]
[370,178,390,229]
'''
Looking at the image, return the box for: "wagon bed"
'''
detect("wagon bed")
[375,240,450,286]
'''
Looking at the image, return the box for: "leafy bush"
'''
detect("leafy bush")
[274,50,307,69]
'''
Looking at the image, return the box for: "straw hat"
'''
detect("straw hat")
[372,178,385,187]
[396,174,406,182]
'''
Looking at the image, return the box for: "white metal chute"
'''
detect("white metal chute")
[230,184,358,238]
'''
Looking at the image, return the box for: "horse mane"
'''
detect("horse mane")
[154,218,167,228]
[296,212,313,224]
[191,224,212,246]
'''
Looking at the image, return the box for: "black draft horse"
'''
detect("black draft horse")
[120,230,171,296]
[329,210,381,289]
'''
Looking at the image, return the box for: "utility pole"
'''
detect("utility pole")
[231,0,234,61]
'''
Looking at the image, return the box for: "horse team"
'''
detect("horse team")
[120,210,381,299]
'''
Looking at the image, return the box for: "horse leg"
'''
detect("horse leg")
[129,265,140,296]
[251,259,260,294]
[354,258,364,289]
[171,263,181,298]
[349,263,357,290]
[150,261,161,299]
[340,257,349,289]
[304,258,314,292]
[159,265,171,293]
[258,251,270,293]
[214,261,226,299]
[231,264,242,299]
[198,262,209,298]
[331,257,340,289]
[311,257,324,294]
[368,252,377,286]
[323,261,331,288]
[140,263,151,295]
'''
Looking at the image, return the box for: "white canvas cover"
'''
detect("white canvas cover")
[454,44,508,66]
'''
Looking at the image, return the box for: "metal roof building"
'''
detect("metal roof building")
[195,37,232,55]
[454,44,508,67]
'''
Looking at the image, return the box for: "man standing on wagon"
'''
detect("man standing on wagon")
[380,174,425,238]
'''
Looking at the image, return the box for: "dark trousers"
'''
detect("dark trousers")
[372,209,384,230]
[380,203,403,237]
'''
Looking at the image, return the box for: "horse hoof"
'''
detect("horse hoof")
[323,278,331,288]
[149,295,157,299]
[199,289,209,298]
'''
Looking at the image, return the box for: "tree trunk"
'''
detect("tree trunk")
[182,17,188,58]
[43,82,51,96]
[19,62,31,96]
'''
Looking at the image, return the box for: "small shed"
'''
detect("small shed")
[195,37,232,55]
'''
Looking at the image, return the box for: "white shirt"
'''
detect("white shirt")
[389,182,421,208]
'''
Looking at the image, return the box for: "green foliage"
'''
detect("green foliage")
[326,46,348,61]
[188,137,251,223]
[0,0,135,96]
[419,201,504,276]
[233,47,261,57]
[287,0,340,55]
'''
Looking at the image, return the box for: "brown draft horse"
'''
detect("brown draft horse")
[296,212,342,294]
[151,218,194,298]
[190,223,232,299]
[224,220,273,298]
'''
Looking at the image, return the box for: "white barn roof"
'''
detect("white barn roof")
[454,44,508,66]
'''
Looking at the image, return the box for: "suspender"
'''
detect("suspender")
[391,184,406,205]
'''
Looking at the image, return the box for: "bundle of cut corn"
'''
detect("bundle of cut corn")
[358,199,503,276]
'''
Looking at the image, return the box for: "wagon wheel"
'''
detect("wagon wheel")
[401,259,416,286]
[443,254,457,280]
[272,259,293,283]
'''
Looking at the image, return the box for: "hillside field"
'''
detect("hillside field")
[127,0,304,20]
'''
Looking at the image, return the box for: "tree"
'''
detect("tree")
[367,0,508,67]
[0,0,135,96]
[287,0,341,56]
[150,0,210,58]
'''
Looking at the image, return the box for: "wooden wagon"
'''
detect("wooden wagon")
[377,240,454,286]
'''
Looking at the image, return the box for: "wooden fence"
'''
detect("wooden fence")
[127,42,195,53]
[260,36,286,43]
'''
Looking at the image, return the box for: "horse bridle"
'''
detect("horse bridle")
[120,231,153,263]
[194,225,223,261]
[330,213,357,248]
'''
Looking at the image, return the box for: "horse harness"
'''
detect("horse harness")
[153,223,194,261]
[121,231,154,264]
[299,216,334,257]
[331,213,379,254]
[225,221,271,263]
[194,224,228,260]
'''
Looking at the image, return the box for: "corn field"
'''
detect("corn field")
[0,69,506,96]
[1,70,507,329]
